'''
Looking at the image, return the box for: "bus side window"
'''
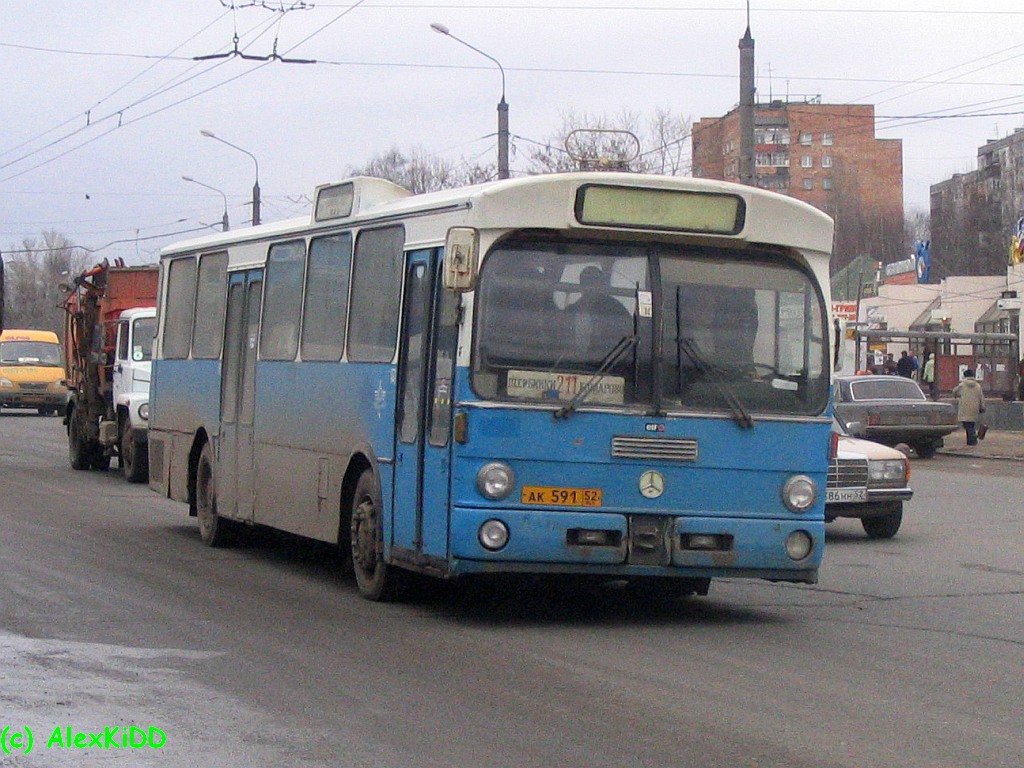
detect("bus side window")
[192,252,228,360]
[301,233,351,362]
[260,240,306,361]
[162,257,198,360]
[348,226,405,363]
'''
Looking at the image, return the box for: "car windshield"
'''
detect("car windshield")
[0,340,62,366]
[472,236,830,417]
[849,378,926,401]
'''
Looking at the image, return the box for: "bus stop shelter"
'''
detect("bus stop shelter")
[854,329,1020,399]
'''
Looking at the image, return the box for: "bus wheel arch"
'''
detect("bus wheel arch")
[346,457,402,602]
[187,430,211,517]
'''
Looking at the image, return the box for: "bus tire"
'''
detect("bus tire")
[350,469,401,601]
[121,427,149,483]
[862,504,902,539]
[196,442,234,547]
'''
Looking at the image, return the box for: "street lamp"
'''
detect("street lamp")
[430,22,509,180]
[182,175,230,232]
[200,129,261,225]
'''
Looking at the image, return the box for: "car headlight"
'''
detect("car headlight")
[138,403,150,420]
[476,462,515,500]
[868,459,907,486]
[0,378,13,388]
[782,474,817,513]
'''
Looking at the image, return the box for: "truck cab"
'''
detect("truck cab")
[112,307,156,482]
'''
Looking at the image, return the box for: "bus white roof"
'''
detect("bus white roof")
[160,172,834,258]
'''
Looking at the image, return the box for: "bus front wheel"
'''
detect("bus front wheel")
[350,469,401,602]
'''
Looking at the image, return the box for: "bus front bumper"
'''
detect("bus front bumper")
[447,507,822,583]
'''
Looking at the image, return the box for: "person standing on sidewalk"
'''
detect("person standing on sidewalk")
[896,350,914,378]
[952,368,986,446]
[922,351,938,399]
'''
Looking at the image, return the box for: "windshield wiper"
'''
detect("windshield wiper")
[674,289,753,429]
[553,334,638,420]
[676,336,754,429]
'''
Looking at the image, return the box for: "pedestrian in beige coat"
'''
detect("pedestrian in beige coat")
[952,369,986,445]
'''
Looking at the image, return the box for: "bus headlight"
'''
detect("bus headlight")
[138,403,150,420]
[782,474,817,513]
[0,378,12,388]
[785,531,814,561]
[476,462,515,500]
[478,519,510,551]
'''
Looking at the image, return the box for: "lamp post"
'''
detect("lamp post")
[430,22,509,180]
[200,130,261,225]
[182,175,230,232]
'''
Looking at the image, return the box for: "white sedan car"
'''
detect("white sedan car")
[827,421,913,539]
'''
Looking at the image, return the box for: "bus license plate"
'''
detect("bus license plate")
[826,488,867,503]
[521,486,603,507]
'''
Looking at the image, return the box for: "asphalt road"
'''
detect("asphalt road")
[1,412,1022,768]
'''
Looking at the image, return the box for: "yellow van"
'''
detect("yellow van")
[0,329,69,416]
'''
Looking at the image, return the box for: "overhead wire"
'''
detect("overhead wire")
[0,12,285,182]
[0,12,230,163]
[1,0,374,252]
[6,2,1024,249]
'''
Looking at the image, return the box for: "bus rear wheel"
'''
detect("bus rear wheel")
[196,442,235,547]
[350,469,401,601]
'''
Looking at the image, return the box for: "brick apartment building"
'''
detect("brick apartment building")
[930,128,1024,279]
[691,27,905,273]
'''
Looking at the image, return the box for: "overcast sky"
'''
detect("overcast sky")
[3,1,1024,265]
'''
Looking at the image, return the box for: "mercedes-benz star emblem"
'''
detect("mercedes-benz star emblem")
[638,470,665,499]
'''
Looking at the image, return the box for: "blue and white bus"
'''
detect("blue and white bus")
[149,172,836,600]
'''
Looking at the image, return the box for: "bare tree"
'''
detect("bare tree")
[904,207,930,248]
[3,232,88,337]
[347,146,493,193]
[644,107,692,176]
[526,108,691,175]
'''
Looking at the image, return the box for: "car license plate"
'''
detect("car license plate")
[521,486,603,507]
[827,488,867,503]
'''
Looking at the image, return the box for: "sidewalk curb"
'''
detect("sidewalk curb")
[936,449,1024,462]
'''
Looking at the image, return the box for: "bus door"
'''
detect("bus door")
[393,249,458,563]
[219,269,263,524]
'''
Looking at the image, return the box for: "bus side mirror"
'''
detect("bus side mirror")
[443,227,479,291]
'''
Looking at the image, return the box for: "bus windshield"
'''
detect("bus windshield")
[0,340,63,366]
[473,237,829,416]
